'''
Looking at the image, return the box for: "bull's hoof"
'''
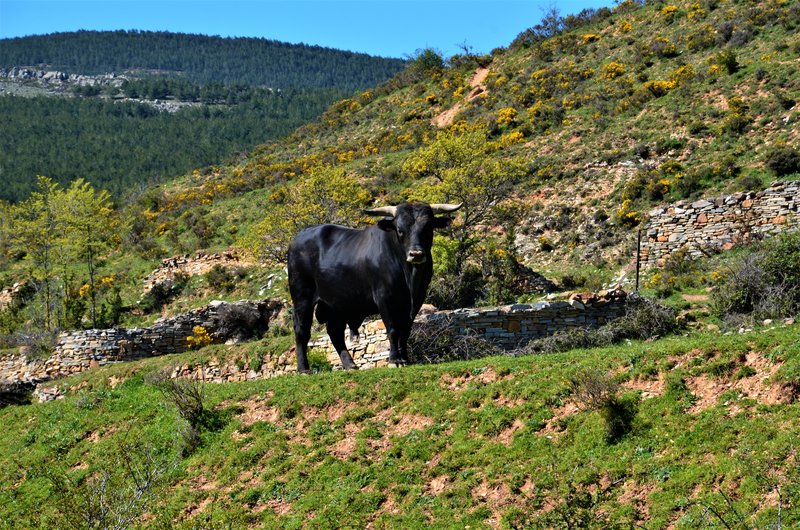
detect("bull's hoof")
[342,363,359,370]
[297,368,312,375]
[387,359,407,368]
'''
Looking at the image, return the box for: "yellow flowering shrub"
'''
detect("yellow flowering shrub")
[644,79,677,97]
[602,61,626,80]
[620,20,633,33]
[616,199,642,227]
[496,107,518,127]
[661,5,679,17]
[186,326,213,349]
[497,130,525,148]
[687,2,706,20]
[582,33,601,44]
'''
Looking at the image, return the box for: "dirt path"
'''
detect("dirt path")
[432,66,490,128]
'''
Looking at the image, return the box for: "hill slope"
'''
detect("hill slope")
[0,30,406,89]
[133,0,800,283]
[0,31,407,202]
[1,325,798,527]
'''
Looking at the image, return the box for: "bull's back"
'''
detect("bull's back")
[288,224,383,304]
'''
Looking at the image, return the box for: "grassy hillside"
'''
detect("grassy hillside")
[1,323,798,528]
[2,0,799,340]
[117,0,800,299]
[139,0,800,262]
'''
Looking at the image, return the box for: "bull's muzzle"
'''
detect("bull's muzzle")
[406,249,426,264]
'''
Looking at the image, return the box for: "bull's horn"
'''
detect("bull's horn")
[364,205,397,217]
[430,203,463,214]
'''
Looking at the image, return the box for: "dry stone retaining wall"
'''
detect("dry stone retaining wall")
[310,290,628,370]
[0,299,282,385]
[642,180,799,267]
[1,292,629,402]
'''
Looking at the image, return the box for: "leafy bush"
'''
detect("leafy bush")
[713,232,800,325]
[148,368,226,454]
[566,369,639,443]
[213,303,270,342]
[408,314,501,364]
[765,146,800,176]
[204,264,246,292]
[139,273,189,313]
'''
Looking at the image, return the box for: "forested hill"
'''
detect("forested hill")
[0,30,406,90]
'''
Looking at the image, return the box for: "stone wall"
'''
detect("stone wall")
[1,292,630,402]
[642,180,799,268]
[309,289,628,370]
[0,299,283,385]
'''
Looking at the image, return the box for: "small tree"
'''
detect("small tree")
[403,126,528,305]
[10,177,65,330]
[239,166,372,264]
[59,179,119,328]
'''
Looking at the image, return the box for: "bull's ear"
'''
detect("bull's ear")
[433,216,452,229]
[377,218,396,232]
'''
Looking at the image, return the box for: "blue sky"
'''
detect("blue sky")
[0,0,613,59]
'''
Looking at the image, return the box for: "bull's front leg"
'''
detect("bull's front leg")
[377,294,412,366]
[382,317,411,366]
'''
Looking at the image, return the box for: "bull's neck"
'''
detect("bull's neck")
[382,229,432,318]
[404,256,432,319]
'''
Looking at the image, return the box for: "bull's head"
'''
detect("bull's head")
[365,202,462,264]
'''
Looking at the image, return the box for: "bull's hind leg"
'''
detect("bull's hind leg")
[327,318,358,370]
[289,281,315,374]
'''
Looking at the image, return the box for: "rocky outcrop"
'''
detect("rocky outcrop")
[642,180,799,267]
[0,67,125,88]
[143,249,248,293]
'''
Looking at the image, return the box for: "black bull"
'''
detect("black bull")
[287,202,461,373]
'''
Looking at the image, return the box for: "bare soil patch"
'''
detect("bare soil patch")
[237,396,281,426]
[432,66,489,128]
[472,479,515,528]
[426,474,451,495]
[382,413,434,437]
[539,401,579,437]
[686,352,790,413]
[331,423,361,460]
[623,375,666,399]
[617,479,655,520]
[497,418,525,446]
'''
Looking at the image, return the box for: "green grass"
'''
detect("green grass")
[2,324,799,528]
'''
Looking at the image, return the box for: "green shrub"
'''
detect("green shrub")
[521,298,679,355]
[765,146,800,176]
[713,233,800,325]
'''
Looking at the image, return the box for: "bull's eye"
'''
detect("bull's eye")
[397,229,406,239]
